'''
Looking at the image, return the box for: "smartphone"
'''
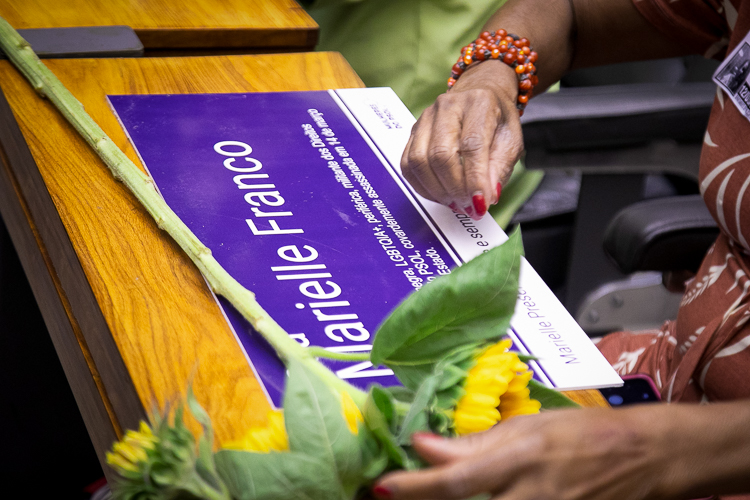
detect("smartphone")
[598,374,661,406]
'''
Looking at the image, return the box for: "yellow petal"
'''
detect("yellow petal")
[453,410,499,435]
[340,391,363,435]
[106,451,138,473]
[113,441,147,464]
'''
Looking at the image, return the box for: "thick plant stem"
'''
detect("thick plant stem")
[0,17,367,408]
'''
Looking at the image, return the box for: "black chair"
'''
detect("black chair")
[515,56,718,334]
[604,195,719,275]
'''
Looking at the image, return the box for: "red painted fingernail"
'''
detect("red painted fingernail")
[472,193,487,217]
[372,485,393,499]
[496,182,503,201]
[448,202,458,212]
[463,205,474,217]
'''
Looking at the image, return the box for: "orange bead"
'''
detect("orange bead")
[519,38,530,47]
[491,49,501,59]
[515,64,526,74]
[513,39,524,48]
[497,29,507,38]
[528,51,538,63]
[448,77,456,87]
[521,46,531,55]
[518,94,529,104]
[519,79,533,91]
[503,52,515,64]
[481,31,493,41]
[463,55,473,65]
[504,36,514,44]
[517,54,526,63]
[498,42,509,52]
[526,63,536,74]
[476,38,487,47]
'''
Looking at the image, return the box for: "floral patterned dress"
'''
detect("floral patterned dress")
[597,0,750,405]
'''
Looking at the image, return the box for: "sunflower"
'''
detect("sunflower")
[452,339,541,435]
[223,409,289,452]
[106,421,158,474]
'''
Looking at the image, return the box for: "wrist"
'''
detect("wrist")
[640,403,750,498]
[452,59,519,106]
[449,30,538,115]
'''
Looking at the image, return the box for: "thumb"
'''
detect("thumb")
[411,431,494,465]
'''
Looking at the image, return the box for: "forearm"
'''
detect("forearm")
[471,0,693,93]
[651,401,750,498]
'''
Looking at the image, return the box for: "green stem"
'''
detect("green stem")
[0,17,367,409]
[306,347,371,362]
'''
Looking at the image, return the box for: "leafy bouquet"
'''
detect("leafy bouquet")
[0,18,578,500]
[105,229,578,500]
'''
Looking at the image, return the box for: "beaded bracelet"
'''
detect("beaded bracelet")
[448,29,538,116]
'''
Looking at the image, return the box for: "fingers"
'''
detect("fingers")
[488,102,524,189]
[410,431,495,466]
[401,88,522,220]
[456,89,503,212]
[373,441,525,500]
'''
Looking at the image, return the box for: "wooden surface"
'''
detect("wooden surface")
[1,0,318,50]
[0,51,606,476]
[0,52,362,473]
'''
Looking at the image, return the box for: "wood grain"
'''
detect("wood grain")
[0,51,606,474]
[562,389,610,408]
[1,0,318,50]
[0,53,362,464]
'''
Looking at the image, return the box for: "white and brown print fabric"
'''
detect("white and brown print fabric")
[597,0,750,410]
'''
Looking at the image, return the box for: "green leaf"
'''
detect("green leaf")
[396,373,439,445]
[283,360,364,495]
[371,228,523,390]
[215,450,339,500]
[186,388,221,484]
[363,387,416,470]
[528,380,580,409]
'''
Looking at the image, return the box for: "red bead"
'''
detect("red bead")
[496,29,507,38]
[517,54,526,63]
[519,79,533,91]
[515,64,525,74]
[498,42,509,52]
[476,38,487,47]
[519,38,530,47]
[513,39,524,48]
[475,50,486,61]
[480,31,493,41]
[530,75,539,85]
[528,51,538,63]
[518,94,529,104]
[491,49,501,59]
[503,52,515,64]
[518,109,524,117]
[452,63,464,75]
[526,63,536,74]
[521,46,531,55]
[504,36,514,44]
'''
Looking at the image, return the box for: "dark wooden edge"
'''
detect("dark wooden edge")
[0,87,146,477]
[136,26,318,50]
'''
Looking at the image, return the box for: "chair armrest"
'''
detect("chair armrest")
[603,195,720,274]
[521,82,714,151]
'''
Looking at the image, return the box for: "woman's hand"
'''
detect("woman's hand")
[400,61,523,221]
[372,407,677,500]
